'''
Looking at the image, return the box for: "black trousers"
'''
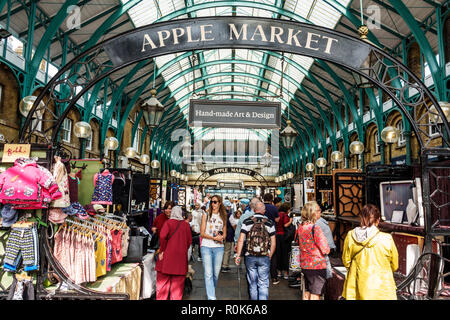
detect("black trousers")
[275,234,290,272]
[270,239,278,280]
[192,233,201,258]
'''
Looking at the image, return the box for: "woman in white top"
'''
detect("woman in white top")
[200,195,227,300]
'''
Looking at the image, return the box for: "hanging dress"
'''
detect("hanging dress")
[51,160,71,208]
[91,171,114,205]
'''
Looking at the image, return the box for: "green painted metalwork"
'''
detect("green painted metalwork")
[115,68,156,151]
[389,0,444,100]
[23,0,78,97]
[99,60,148,147]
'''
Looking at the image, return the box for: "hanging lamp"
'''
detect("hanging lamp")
[142,60,165,128]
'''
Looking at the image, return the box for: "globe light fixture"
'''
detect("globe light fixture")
[349,141,364,155]
[429,102,450,124]
[180,174,186,181]
[170,169,177,177]
[283,173,287,181]
[287,172,294,179]
[349,141,364,169]
[331,151,343,163]
[140,154,150,165]
[73,121,92,139]
[381,126,400,144]
[280,120,298,149]
[381,126,400,164]
[125,147,137,158]
[176,171,181,179]
[316,157,327,168]
[104,137,119,151]
[150,159,160,169]
[19,96,45,117]
[141,89,165,129]
[275,177,279,183]
[305,162,315,173]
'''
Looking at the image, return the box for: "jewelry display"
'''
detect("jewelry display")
[380,180,415,223]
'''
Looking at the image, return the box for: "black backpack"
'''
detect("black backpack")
[246,217,270,256]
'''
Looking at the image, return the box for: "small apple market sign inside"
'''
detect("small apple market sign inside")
[104,16,370,70]
[189,100,281,129]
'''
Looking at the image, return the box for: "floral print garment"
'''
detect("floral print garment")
[297,223,330,269]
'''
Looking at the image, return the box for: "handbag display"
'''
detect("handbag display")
[124,235,147,263]
[289,229,301,272]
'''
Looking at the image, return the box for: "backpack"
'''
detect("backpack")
[246,217,270,256]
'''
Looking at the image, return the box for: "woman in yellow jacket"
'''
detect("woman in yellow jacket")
[342,204,399,300]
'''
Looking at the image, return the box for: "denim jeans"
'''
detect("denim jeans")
[201,246,224,300]
[245,255,270,300]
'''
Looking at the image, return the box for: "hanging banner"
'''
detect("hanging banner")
[104,17,370,70]
[189,99,280,128]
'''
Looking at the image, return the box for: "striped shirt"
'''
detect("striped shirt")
[240,214,276,256]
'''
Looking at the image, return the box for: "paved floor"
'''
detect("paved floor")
[184,249,302,300]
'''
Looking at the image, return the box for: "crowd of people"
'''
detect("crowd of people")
[150,194,399,301]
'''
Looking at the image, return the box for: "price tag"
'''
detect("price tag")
[2,144,31,163]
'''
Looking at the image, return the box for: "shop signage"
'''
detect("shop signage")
[2,144,31,163]
[104,17,370,70]
[189,100,280,128]
[194,166,269,187]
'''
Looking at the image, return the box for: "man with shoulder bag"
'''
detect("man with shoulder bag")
[235,202,276,300]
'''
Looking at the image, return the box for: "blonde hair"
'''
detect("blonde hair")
[301,201,320,223]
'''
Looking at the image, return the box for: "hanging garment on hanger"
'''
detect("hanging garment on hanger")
[3,224,39,272]
[51,159,71,208]
[0,158,62,209]
[94,233,107,278]
[110,228,123,265]
[91,171,114,205]
[68,173,80,203]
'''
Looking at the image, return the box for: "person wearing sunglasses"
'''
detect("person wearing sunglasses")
[200,195,227,300]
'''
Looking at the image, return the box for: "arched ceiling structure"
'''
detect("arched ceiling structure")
[1,0,447,175]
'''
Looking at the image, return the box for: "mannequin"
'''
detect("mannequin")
[91,168,114,205]
[51,155,70,208]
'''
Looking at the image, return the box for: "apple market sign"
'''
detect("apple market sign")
[104,16,370,69]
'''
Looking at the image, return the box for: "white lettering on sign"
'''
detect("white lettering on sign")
[140,23,340,57]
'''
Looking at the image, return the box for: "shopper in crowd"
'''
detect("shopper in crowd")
[235,201,276,300]
[156,206,192,300]
[221,200,235,273]
[234,197,261,244]
[273,196,282,210]
[229,209,242,230]
[263,193,280,284]
[152,201,175,238]
[297,201,330,300]
[275,202,293,280]
[200,195,227,300]
[191,202,206,261]
[315,202,336,282]
[342,204,398,300]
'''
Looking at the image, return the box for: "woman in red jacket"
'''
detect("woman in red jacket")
[156,206,192,300]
